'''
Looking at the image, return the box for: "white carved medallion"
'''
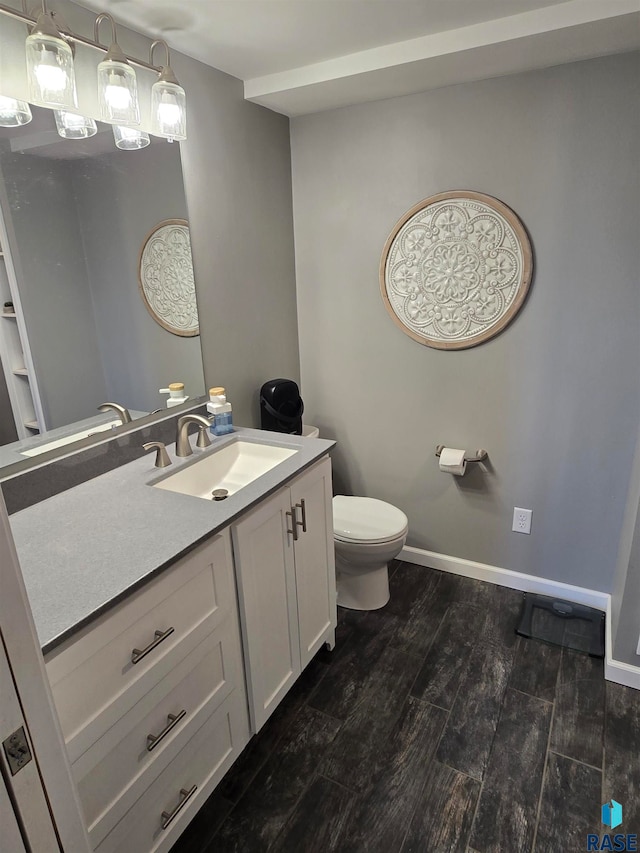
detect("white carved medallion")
[380,191,532,349]
[138,219,199,337]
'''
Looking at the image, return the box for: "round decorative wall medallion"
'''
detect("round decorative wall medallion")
[380,191,533,349]
[138,219,199,337]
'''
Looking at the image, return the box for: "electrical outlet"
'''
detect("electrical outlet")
[636,633,640,657]
[512,507,532,534]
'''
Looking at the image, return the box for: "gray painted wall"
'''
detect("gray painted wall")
[0,151,108,429]
[612,424,640,666]
[73,143,205,414]
[172,53,299,426]
[291,52,640,592]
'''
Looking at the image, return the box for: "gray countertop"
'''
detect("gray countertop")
[9,427,335,655]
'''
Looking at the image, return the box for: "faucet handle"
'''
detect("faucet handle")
[143,441,172,468]
[196,424,211,449]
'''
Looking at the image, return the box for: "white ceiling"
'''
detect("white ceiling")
[75,0,640,115]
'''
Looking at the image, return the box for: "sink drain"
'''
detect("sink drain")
[211,488,229,501]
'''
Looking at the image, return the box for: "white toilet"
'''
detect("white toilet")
[332,495,408,610]
[302,425,408,610]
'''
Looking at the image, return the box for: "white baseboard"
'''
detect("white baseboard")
[400,545,640,690]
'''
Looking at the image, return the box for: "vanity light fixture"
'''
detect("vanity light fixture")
[25,0,77,110]
[150,40,186,142]
[112,124,150,150]
[95,13,140,127]
[0,95,32,127]
[54,109,97,139]
[0,2,187,147]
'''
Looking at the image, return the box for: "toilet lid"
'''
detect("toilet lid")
[333,496,408,543]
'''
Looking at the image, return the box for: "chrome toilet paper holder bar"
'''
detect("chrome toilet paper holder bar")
[435,445,488,463]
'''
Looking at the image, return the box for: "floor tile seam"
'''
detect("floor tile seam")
[467,765,487,851]
[305,702,347,725]
[438,759,483,784]
[402,604,453,698]
[548,749,604,773]
[266,772,326,852]
[397,762,439,853]
[406,693,451,714]
[529,681,556,853]
[508,685,555,706]
[317,772,361,796]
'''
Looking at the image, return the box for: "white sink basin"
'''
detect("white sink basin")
[21,421,121,457]
[153,440,298,500]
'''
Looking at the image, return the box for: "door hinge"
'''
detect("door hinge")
[3,726,32,775]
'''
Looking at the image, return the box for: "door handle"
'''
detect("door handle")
[161,785,197,829]
[131,627,174,664]
[146,710,187,751]
[286,509,298,541]
[294,499,307,533]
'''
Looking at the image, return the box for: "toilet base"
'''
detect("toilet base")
[336,563,390,611]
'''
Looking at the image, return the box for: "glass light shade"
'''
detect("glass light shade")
[97,59,140,126]
[151,80,186,141]
[0,96,32,127]
[54,110,97,139]
[26,28,77,109]
[112,125,150,150]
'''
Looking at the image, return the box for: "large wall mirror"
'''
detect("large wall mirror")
[0,106,205,473]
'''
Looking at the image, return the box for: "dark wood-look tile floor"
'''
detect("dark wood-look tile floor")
[170,562,639,853]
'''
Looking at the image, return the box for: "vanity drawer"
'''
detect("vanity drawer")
[95,688,247,853]
[46,532,234,752]
[76,620,246,848]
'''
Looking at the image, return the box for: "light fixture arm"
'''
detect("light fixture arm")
[94,12,117,47]
[0,1,162,72]
[149,39,171,69]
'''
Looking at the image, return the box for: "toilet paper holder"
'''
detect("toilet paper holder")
[435,445,488,464]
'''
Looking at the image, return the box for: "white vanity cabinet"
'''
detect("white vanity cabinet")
[41,452,337,852]
[44,530,251,853]
[232,456,336,731]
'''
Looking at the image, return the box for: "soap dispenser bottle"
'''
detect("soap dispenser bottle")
[207,387,233,435]
[159,382,189,408]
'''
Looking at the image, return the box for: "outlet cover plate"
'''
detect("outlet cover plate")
[512,507,532,534]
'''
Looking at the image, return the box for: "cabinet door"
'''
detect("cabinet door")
[290,457,337,669]
[232,488,301,731]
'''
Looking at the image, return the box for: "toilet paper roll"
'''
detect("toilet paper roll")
[439,447,467,476]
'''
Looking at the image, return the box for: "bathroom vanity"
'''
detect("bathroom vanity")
[9,428,337,853]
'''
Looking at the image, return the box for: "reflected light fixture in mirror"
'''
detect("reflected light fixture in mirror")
[95,13,140,127]
[0,96,32,127]
[113,124,150,150]
[25,3,78,109]
[54,109,97,139]
[150,40,186,142]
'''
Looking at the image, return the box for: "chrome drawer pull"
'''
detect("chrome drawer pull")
[131,627,174,665]
[146,710,187,752]
[161,785,197,830]
[286,509,298,541]
[295,499,307,532]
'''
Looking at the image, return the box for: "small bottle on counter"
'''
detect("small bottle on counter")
[207,387,234,435]
[159,382,189,408]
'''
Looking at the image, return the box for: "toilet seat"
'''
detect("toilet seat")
[333,496,408,545]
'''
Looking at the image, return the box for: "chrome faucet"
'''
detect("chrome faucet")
[98,402,132,425]
[176,414,212,457]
